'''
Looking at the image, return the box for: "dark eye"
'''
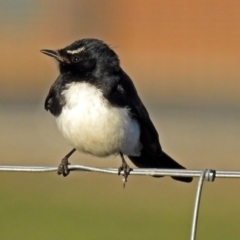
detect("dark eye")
[71,56,81,63]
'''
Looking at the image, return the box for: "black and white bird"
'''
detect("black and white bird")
[41,38,192,184]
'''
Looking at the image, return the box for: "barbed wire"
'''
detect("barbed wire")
[1,164,239,240]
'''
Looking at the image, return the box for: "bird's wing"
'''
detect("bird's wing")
[112,71,193,183]
[45,85,54,111]
[44,77,63,117]
[107,69,162,160]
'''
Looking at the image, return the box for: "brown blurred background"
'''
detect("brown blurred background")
[1,1,240,239]
[1,0,240,106]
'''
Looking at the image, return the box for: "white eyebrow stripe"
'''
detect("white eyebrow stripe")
[67,47,85,54]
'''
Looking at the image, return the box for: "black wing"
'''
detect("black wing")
[106,69,192,182]
[44,77,64,117]
[115,70,162,158]
[45,85,54,111]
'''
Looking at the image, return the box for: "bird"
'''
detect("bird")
[41,38,192,184]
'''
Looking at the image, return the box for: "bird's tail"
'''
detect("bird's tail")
[128,151,193,183]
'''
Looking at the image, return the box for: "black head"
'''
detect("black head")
[41,38,120,79]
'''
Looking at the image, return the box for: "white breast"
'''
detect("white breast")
[56,82,142,157]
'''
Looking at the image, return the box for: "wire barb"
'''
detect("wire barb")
[204,169,216,182]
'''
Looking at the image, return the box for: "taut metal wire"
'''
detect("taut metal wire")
[0,164,239,240]
[0,165,240,178]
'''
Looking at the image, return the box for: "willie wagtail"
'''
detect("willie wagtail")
[41,38,192,184]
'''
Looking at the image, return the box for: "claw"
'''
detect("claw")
[57,157,70,177]
[118,153,132,187]
[57,148,76,177]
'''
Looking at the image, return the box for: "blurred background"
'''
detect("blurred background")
[1,0,240,239]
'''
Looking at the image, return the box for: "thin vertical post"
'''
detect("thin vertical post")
[190,169,216,240]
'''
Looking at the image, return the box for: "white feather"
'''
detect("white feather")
[56,82,142,157]
[66,47,85,54]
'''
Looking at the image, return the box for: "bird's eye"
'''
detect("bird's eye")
[71,56,81,63]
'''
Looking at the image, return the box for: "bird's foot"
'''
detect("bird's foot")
[57,157,70,177]
[118,162,132,187]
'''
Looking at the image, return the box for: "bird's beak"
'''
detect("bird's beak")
[40,49,65,63]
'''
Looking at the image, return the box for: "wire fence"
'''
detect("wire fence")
[1,164,240,240]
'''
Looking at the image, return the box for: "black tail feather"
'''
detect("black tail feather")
[128,151,193,183]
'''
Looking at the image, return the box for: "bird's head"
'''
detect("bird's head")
[41,38,120,79]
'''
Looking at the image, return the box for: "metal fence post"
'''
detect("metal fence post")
[190,169,216,240]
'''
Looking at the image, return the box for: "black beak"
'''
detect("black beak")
[40,49,65,62]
